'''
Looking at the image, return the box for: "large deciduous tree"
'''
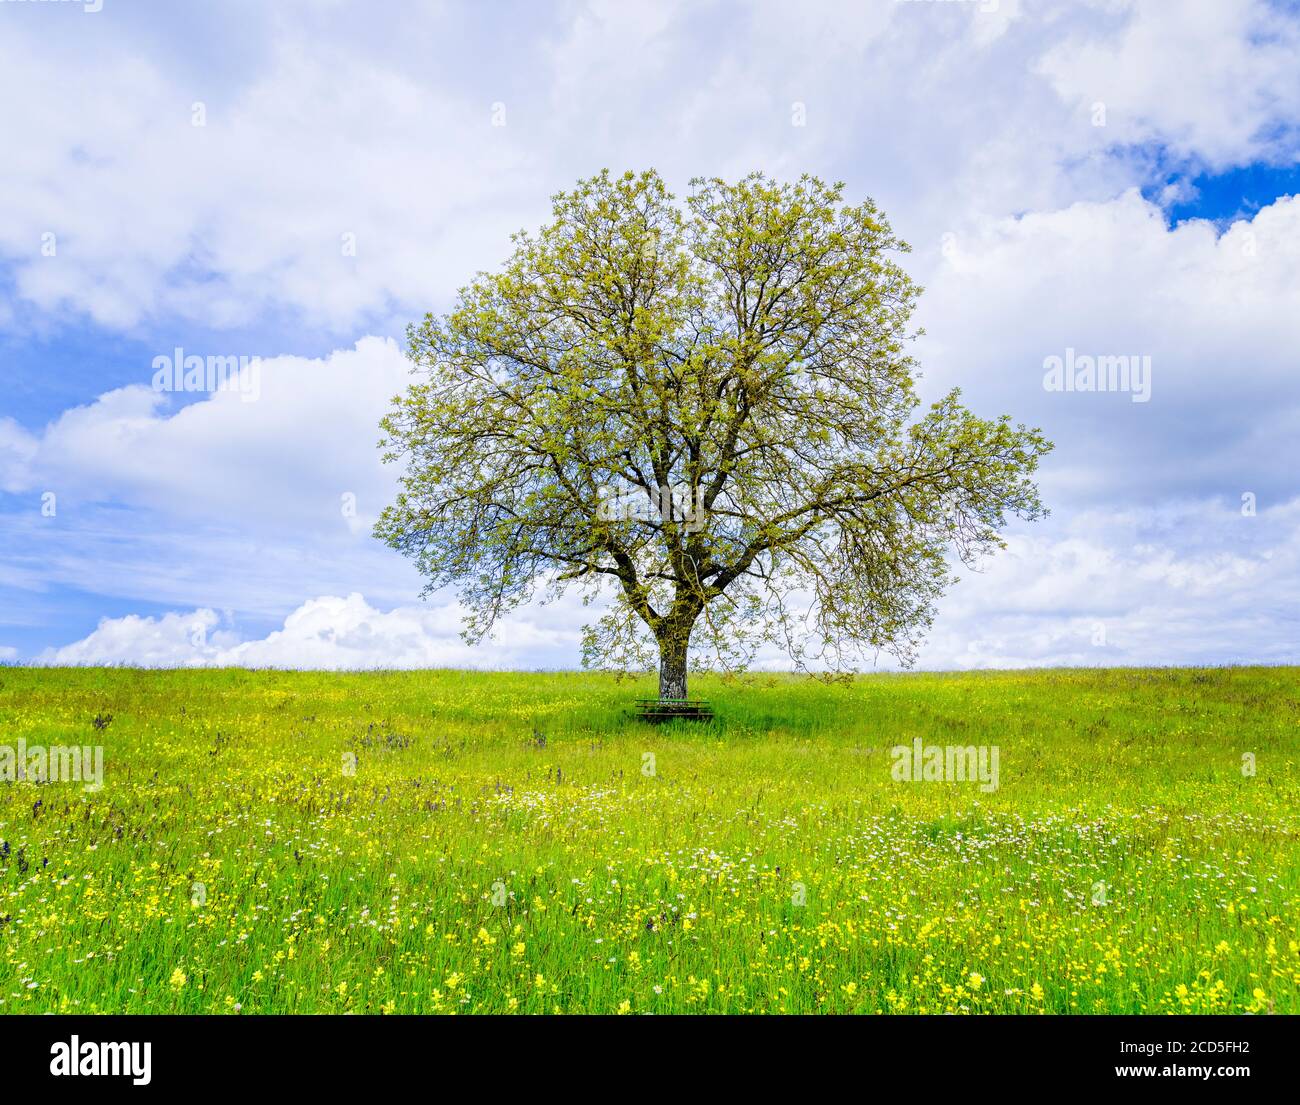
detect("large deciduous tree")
[376,170,1051,700]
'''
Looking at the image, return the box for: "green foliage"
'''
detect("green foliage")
[376,170,1051,685]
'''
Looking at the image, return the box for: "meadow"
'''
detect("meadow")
[0,666,1297,1015]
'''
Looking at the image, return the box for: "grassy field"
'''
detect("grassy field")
[1,666,1297,1015]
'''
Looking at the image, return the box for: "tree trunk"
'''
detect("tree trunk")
[657,631,689,701]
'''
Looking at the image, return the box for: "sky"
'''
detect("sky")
[1,0,1298,671]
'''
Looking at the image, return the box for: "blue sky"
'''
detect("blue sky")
[2,0,1298,670]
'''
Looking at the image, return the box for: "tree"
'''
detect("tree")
[376,170,1051,700]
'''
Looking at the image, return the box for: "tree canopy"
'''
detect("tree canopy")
[376,169,1051,697]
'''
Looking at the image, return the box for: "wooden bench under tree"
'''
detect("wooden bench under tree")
[634,699,714,722]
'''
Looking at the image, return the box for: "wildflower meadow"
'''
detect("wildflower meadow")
[2,666,1295,1015]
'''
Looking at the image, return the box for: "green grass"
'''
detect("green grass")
[1,666,1297,1014]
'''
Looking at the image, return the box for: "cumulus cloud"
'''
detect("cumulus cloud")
[33,492,1299,671]
[1036,0,1300,169]
[3,0,1293,333]
[15,336,408,527]
[37,608,239,669]
[0,23,535,333]
[1,337,423,618]
[37,592,586,671]
[6,193,1300,668]
[3,0,1299,670]
[917,191,1300,508]
[919,497,1300,669]
[9,183,1300,667]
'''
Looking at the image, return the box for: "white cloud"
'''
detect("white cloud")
[0,417,38,493]
[917,191,1300,507]
[37,607,236,668]
[37,591,587,670]
[33,493,1299,671]
[4,1,1294,333]
[0,27,535,333]
[8,190,1300,668]
[22,336,407,527]
[1037,0,1300,169]
[916,496,1300,669]
[4,0,1300,671]
[2,337,419,615]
